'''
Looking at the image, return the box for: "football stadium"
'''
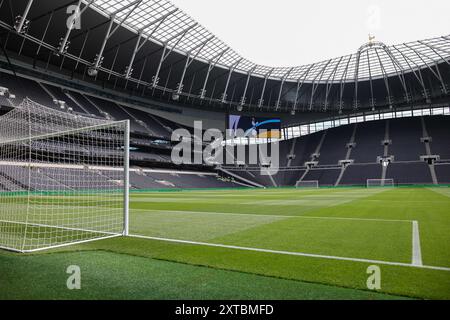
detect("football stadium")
[0,0,449,305]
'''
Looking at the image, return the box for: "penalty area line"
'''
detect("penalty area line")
[131,208,413,223]
[127,234,450,272]
[412,220,423,266]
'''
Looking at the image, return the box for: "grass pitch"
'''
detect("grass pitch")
[1,186,449,299]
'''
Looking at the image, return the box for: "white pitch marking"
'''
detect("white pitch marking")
[128,234,450,272]
[412,220,423,266]
[131,208,413,223]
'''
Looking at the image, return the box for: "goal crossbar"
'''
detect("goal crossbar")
[366,178,394,187]
[295,180,319,188]
[0,120,127,146]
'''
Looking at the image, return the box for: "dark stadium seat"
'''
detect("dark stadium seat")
[339,163,382,186]
[426,116,450,160]
[318,125,354,165]
[351,120,385,163]
[389,117,425,161]
[434,164,450,184]
[385,161,432,185]
[302,168,341,186]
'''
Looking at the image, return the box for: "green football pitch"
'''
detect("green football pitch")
[1,186,449,299]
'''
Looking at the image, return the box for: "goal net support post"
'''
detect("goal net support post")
[366,179,394,188]
[295,180,319,188]
[0,98,130,252]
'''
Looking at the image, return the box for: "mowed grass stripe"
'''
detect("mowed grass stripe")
[0,250,409,300]
[208,217,412,263]
[80,236,450,299]
[130,187,450,268]
[130,209,286,242]
[131,208,413,222]
[129,209,412,263]
[2,186,449,300]
[129,188,387,217]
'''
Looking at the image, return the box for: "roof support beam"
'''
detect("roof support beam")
[58,0,95,55]
[35,10,54,57]
[417,42,449,93]
[221,59,242,103]
[94,0,142,70]
[404,43,448,94]
[367,50,375,109]
[324,57,342,111]
[353,52,361,109]
[200,48,228,99]
[393,45,429,100]
[92,18,114,70]
[175,36,213,95]
[383,48,409,102]
[275,68,293,110]
[124,9,177,78]
[151,23,198,88]
[239,66,257,108]
[309,60,331,110]
[338,54,353,113]
[92,0,142,71]
[15,0,33,34]
[292,65,314,112]
[258,68,274,108]
[374,49,393,107]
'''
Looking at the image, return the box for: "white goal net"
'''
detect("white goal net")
[366,179,394,188]
[0,98,129,252]
[295,180,319,188]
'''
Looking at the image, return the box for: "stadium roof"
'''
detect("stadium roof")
[89,0,450,83]
[0,0,449,113]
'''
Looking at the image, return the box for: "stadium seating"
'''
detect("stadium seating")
[0,165,239,191]
[223,115,449,187]
[426,116,450,160]
[339,164,382,186]
[351,120,385,163]
[385,161,433,184]
[318,125,354,165]
[0,72,181,140]
[434,164,450,183]
[301,168,341,186]
[2,71,450,190]
[389,117,425,161]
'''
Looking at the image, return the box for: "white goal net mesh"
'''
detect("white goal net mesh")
[0,98,129,252]
[295,180,319,188]
[366,179,394,188]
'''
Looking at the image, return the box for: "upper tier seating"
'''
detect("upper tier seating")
[225,115,450,187]
[351,120,385,163]
[318,124,354,165]
[0,72,183,139]
[426,116,450,160]
[389,117,425,161]
[339,163,382,186]
[302,168,341,186]
[385,161,432,184]
[434,164,450,184]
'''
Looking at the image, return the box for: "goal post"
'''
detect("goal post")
[366,178,394,188]
[0,98,130,252]
[295,180,319,188]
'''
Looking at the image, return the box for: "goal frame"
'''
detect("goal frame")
[0,116,130,253]
[366,178,394,188]
[295,180,319,188]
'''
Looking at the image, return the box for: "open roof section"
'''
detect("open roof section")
[89,0,450,83]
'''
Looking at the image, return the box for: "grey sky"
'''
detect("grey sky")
[170,0,450,66]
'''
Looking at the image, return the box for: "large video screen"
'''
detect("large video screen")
[228,115,281,138]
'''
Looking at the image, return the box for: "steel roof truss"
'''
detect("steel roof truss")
[58,0,95,55]
[200,48,229,99]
